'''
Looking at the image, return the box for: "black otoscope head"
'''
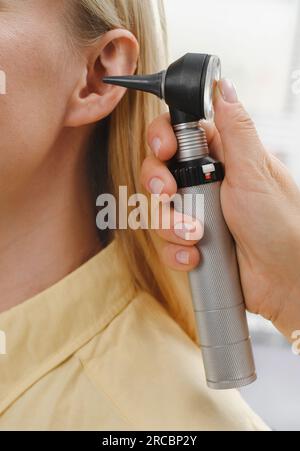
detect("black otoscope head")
[103,53,221,126]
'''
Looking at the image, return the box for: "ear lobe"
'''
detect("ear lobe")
[64,29,139,128]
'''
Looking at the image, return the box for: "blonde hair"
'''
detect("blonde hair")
[68,0,197,343]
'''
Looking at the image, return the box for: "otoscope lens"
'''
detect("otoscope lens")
[204,55,221,121]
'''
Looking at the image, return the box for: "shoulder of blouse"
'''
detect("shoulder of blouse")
[74,290,270,431]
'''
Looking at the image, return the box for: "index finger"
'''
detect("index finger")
[147,112,178,162]
[147,113,223,163]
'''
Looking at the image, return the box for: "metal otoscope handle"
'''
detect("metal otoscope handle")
[170,122,256,390]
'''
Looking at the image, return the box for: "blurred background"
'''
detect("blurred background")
[164,0,300,431]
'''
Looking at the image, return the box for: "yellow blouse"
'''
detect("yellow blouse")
[0,240,269,431]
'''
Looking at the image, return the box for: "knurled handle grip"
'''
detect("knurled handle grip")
[177,182,256,389]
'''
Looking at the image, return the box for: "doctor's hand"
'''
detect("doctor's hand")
[141,79,300,342]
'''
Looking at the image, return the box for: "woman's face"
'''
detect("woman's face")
[0,0,138,198]
[0,1,81,192]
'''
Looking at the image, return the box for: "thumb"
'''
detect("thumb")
[213,79,267,174]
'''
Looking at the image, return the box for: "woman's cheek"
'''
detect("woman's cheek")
[0,65,63,190]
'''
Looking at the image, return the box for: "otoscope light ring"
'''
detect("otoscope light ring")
[204,55,221,121]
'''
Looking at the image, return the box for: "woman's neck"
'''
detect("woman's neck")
[0,128,102,314]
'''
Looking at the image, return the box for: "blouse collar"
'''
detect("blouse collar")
[0,240,136,414]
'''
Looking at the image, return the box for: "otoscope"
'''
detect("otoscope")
[103,53,257,390]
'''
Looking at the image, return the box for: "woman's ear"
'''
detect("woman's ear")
[64,29,140,127]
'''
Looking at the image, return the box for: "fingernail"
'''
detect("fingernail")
[176,250,190,265]
[149,177,164,195]
[219,78,238,103]
[151,137,161,157]
[174,222,196,240]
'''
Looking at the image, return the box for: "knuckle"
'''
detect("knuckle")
[147,114,167,138]
[147,113,171,140]
[231,104,255,131]
[264,153,290,189]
